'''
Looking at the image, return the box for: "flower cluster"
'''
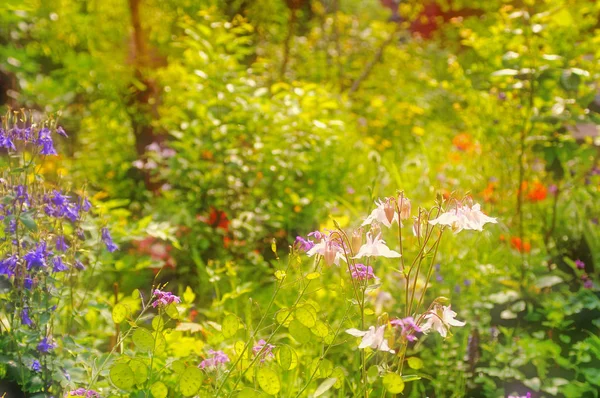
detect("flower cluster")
[0,122,66,155]
[66,388,102,398]
[349,263,375,281]
[390,317,422,342]
[429,202,497,233]
[252,339,275,362]
[152,289,181,308]
[199,349,230,369]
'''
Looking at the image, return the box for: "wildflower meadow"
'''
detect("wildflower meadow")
[0,0,599,397]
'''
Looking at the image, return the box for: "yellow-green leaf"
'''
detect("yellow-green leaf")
[109,363,135,389]
[257,368,281,395]
[407,357,424,370]
[129,359,148,385]
[180,367,204,397]
[294,306,316,328]
[383,373,405,394]
[288,319,311,344]
[112,303,129,324]
[276,345,298,370]
[183,286,196,304]
[222,314,240,338]
[306,272,320,280]
[150,381,168,398]
[132,328,155,352]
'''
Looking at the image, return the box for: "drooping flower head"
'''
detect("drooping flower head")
[152,289,181,308]
[306,233,346,266]
[429,202,497,234]
[362,198,399,228]
[252,339,275,362]
[353,232,401,259]
[21,307,33,326]
[346,325,395,354]
[37,337,57,354]
[199,349,230,369]
[101,227,119,252]
[349,263,375,281]
[390,317,422,342]
[421,305,465,338]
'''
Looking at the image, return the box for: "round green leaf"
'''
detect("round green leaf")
[165,302,179,319]
[383,373,405,394]
[153,332,167,355]
[109,363,135,389]
[180,367,204,397]
[276,345,298,371]
[129,359,148,385]
[237,387,268,398]
[151,381,168,398]
[288,319,311,344]
[407,357,424,370]
[171,359,186,374]
[112,303,129,324]
[132,328,155,352]
[257,368,281,395]
[222,314,240,338]
[332,367,345,389]
[312,321,329,338]
[294,306,316,328]
[275,308,293,327]
[152,316,166,331]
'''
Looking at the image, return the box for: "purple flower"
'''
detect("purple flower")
[575,259,585,269]
[31,359,42,372]
[24,277,33,289]
[24,242,50,269]
[56,236,69,252]
[21,307,33,326]
[52,257,68,272]
[454,284,461,293]
[548,184,558,195]
[56,126,68,138]
[464,279,472,287]
[584,279,593,289]
[37,128,57,156]
[82,197,92,212]
[391,317,422,342]
[67,388,101,397]
[0,255,18,277]
[199,349,230,369]
[37,337,56,354]
[74,260,85,270]
[101,227,118,252]
[6,219,16,234]
[252,339,275,362]
[307,230,325,241]
[0,129,16,151]
[350,263,375,280]
[295,236,314,252]
[152,289,181,308]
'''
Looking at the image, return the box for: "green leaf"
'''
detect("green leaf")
[276,345,298,371]
[257,368,281,395]
[383,373,405,394]
[111,303,129,324]
[152,316,166,331]
[276,308,293,327]
[19,212,37,232]
[222,314,240,338]
[150,381,168,398]
[401,374,422,382]
[129,359,148,385]
[132,328,155,352]
[314,378,337,397]
[332,367,345,389]
[407,357,424,370]
[288,319,311,344]
[171,359,186,374]
[109,363,135,389]
[180,367,204,397]
[165,303,179,319]
[183,286,196,304]
[294,306,316,328]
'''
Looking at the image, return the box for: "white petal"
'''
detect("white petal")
[346,328,368,337]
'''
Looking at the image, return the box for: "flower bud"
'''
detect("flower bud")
[352,229,363,253]
[324,241,336,266]
[399,197,411,220]
[383,199,395,224]
[370,223,381,238]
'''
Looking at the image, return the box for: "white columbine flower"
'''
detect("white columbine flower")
[346,325,395,353]
[362,199,398,228]
[421,305,466,338]
[306,237,346,266]
[353,232,401,259]
[429,203,497,233]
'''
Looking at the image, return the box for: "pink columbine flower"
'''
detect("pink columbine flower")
[199,349,230,369]
[350,263,375,281]
[152,289,181,308]
[66,388,101,397]
[429,203,497,234]
[390,316,422,342]
[346,325,395,354]
[252,339,275,362]
[353,232,401,259]
[421,305,466,338]
[362,199,399,228]
[306,235,346,266]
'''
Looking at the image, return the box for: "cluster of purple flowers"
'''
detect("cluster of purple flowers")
[390,317,422,343]
[0,124,66,155]
[66,388,101,397]
[252,339,275,363]
[37,337,57,354]
[349,263,375,281]
[199,349,230,369]
[43,190,91,223]
[152,289,181,308]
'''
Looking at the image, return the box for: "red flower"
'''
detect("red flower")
[510,237,531,253]
[527,182,547,202]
